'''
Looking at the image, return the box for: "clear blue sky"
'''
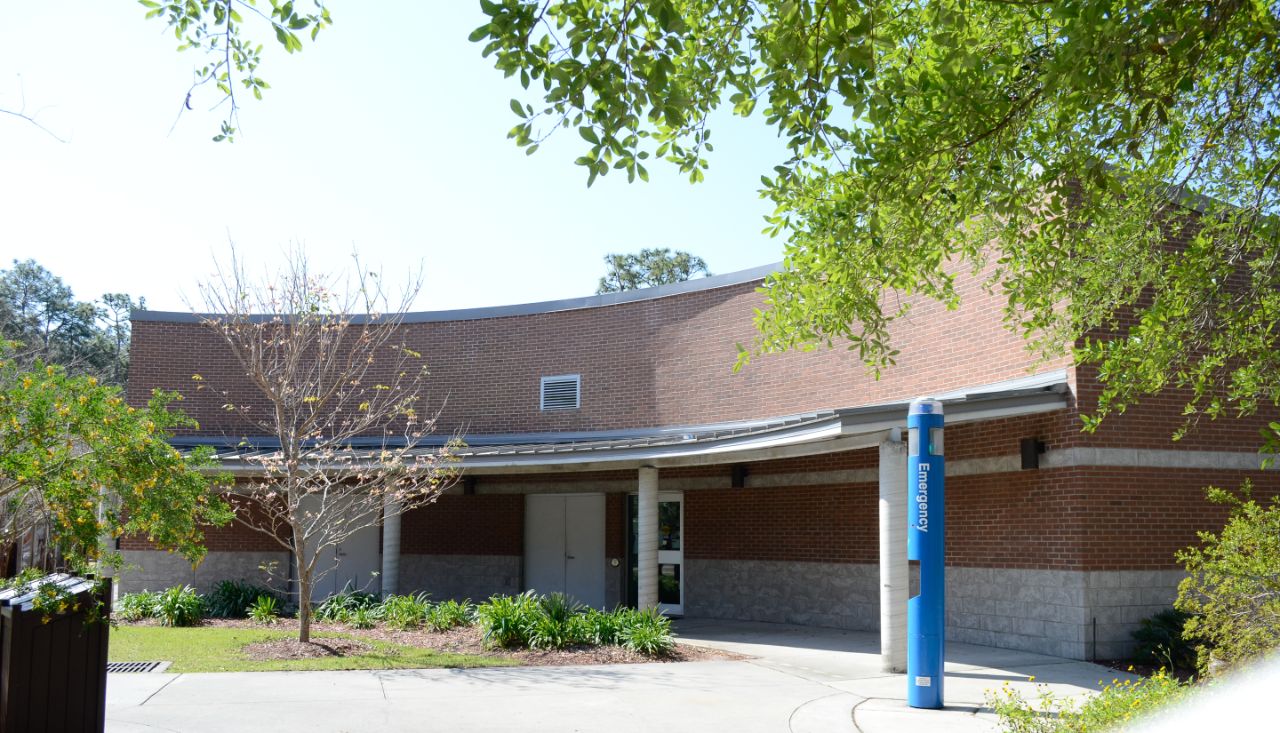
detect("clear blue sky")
[0,1,789,311]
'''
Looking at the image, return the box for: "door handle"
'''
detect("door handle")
[566,555,576,560]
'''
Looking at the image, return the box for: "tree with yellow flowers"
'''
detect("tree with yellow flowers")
[0,341,231,576]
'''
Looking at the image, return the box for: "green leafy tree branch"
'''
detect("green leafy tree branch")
[139,0,333,141]
[474,0,1280,441]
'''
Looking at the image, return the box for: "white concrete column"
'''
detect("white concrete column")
[637,466,659,609]
[381,495,402,598]
[879,429,908,673]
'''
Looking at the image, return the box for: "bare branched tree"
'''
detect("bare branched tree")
[194,248,458,642]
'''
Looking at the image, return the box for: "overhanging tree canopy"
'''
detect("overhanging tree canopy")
[474,0,1280,446]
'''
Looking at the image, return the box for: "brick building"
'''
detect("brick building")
[122,263,1276,661]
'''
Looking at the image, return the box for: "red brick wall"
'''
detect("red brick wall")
[128,263,1064,437]
[685,483,880,564]
[1065,467,1273,570]
[399,494,523,556]
[120,497,285,553]
[947,469,1088,570]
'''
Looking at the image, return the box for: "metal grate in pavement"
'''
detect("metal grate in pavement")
[106,661,168,673]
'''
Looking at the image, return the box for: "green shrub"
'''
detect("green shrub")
[471,593,678,654]
[116,591,160,622]
[314,590,381,624]
[580,607,624,646]
[426,599,474,632]
[539,592,582,624]
[206,580,278,619]
[618,607,675,656]
[347,606,377,630]
[248,595,281,625]
[152,585,204,627]
[987,670,1190,732]
[521,593,585,649]
[1176,482,1280,674]
[526,612,575,649]
[475,591,540,648]
[1131,609,1197,672]
[381,593,432,630]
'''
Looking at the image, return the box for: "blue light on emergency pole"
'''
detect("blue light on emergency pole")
[907,397,945,709]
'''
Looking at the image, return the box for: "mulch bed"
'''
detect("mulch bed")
[126,618,747,666]
[241,636,373,661]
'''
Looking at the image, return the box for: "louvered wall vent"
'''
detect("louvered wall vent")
[540,375,581,411]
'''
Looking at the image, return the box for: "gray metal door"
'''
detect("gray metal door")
[564,494,605,608]
[524,494,605,608]
[525,495,567,596]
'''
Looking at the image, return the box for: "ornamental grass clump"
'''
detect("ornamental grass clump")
[347,606,377,630]
[206,579,279,619]
[475,591,541,648]
[314,590,381,624]
[116,591,161,622]
[152,585,205,627]
[381,593,433,630]
[425,599,474,632]
[248,595,281,625]
[580,607,624,646]
[617,607,675,656]
[473,592,677,655]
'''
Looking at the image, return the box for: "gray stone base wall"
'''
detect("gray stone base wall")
[399,554,521,602]
[947,567,1090,659]
[118,550,289,595]
[683,561,1183,661]
[1087,569,1185,660]
[949,568,1184,660]
[684,559,880,631]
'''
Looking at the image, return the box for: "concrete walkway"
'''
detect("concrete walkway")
[675,619,1137,732]
[106,620,1134,732]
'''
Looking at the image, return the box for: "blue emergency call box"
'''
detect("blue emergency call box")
[907,397,945,709]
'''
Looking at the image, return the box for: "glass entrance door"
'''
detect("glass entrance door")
[628,492,683,615]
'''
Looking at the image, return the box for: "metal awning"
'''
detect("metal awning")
[178,370,1069,475]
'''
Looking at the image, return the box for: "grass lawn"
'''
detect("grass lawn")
[110,626,518,673]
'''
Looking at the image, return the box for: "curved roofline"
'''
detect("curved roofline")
[132,262,782,324]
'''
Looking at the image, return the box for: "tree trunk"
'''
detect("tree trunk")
[298,566,312,643]
[294,525,312,643]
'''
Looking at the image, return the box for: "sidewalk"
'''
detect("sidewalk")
[674,619,1137,732]
[106,620,1134,732]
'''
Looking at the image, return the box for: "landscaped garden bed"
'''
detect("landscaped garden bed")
[110,585,741,672]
